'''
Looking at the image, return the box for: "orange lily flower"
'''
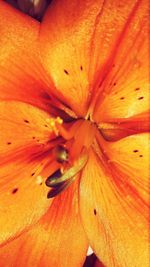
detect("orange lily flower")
[0,0,149,266]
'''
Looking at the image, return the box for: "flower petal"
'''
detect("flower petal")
[93,0,149,121]
[0,179,88,267]
[101,133,149,205]
[98,112,150,142]
[40,0,148,117]
[40,0,95,116]
[0,101,56,154]
[0,101,57,245]
[80,133,149,267]
[0,1,51,112]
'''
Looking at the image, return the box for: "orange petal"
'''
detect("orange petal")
[40,0,148,117]
[0,101,58,245]
[0,1,52,112]
[93,0,149,122]
[40,0,95,116]
[0,179,88,267]
[98,111,150,141]
[100,133,149,205]
[0,101,57,155]
[80,135,149,267]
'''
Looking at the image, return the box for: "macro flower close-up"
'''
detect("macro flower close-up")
[0,0,149,266]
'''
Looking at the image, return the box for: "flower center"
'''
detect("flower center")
[45,117,97,198]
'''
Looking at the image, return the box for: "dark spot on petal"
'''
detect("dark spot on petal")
[24,119,29,123]
[135,87,140,91]
[120,97,125,100]
[133,149,139,153]
[44,124,48,128]
[80,65,83,71]
[31,172,35,176]
[138,96,144,100]
[7,142,12,145]
[12,188,18,194]
[94,209,97,215]
[113,82,116,86]
[32,136,36,139]
[64,69,69,75]
[139,155,143,157]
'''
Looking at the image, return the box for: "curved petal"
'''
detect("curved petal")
[0,101,58,245]
[0,1,52,112]
[93,0,149,121]
[0,179,88,267]
[80,133,149,267]
[98,112,150,142]
[40,0,147,117]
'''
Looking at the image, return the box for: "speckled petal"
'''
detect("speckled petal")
[80,134,149,267]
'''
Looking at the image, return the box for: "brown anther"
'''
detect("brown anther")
[55,146,69,163]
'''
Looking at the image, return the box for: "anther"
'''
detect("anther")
[46,153,88,188]
[55,146,69,163]
[45,170,62,187]
[47,180,71,198]
[46,116,63,135]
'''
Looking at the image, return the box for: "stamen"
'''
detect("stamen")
[46,153,88,188]
[56,117,63,124]
[45,119,95,198]
[55,146,69,163]
[56,120,83,140]
[45,170,61,187]
[47,179,73,198]
[46,116,63,136]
